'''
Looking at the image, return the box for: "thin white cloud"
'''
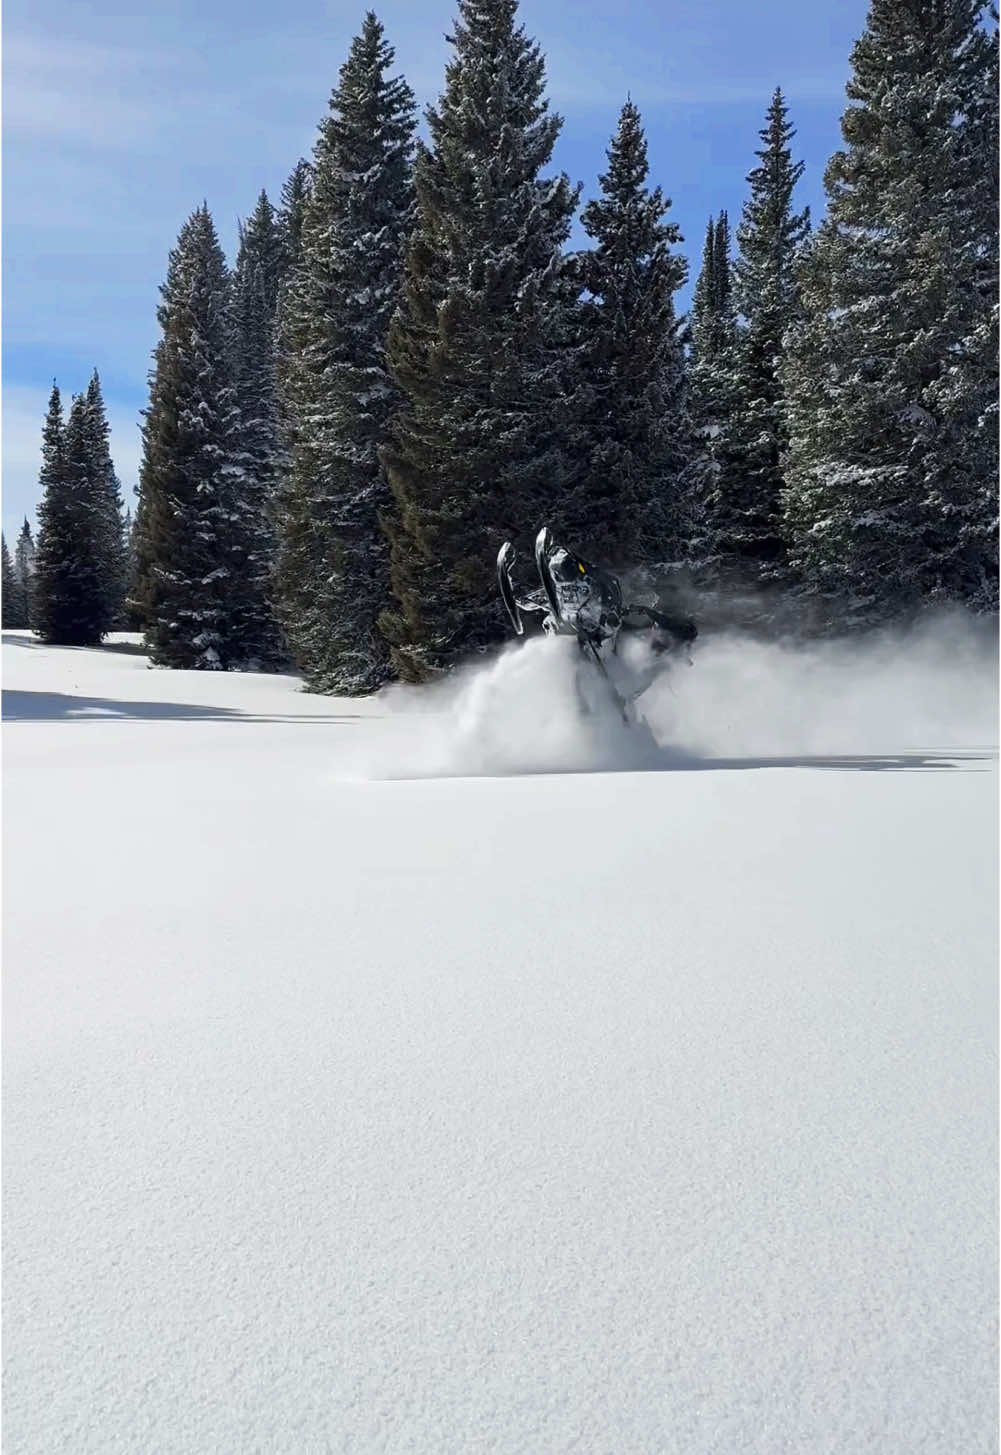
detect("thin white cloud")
[4,34,180,149]
[4,31,288,158]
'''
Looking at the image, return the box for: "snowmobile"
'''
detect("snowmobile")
[496,527,696,721]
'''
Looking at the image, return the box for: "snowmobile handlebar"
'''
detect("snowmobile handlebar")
[498,530,697,656]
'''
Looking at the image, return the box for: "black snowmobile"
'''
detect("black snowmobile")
[496,527,696,720]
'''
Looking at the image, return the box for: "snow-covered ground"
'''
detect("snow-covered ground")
[3,623,998,1453]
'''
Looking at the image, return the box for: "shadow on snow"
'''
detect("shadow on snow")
[1,632,149,656]
[668,751,993,773]
[374,748,996,781]
[1,690,367,725]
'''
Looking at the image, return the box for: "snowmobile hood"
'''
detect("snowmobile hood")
[549,547,590,583]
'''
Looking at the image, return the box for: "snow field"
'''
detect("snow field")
[3,626,997,1453]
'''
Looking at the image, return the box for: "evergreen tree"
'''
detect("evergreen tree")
[690,213,736,375]
[34,391,117,644]
[127,484,149,627]
[229,190,287,667]
[274,160,315,417]
[712,89,809,579]
[690,218,718,369]
[31,385,65,639]
[279,159,314,275]
[273,159,315,633]
[83,371,127,628]
[2,536,18,628]
[134,205,240,667]
[565,100,691,566]
[782,1,998,615]
[688,211,738,569]
[121,506,144,628]
[275,13,416,693]
[712,209,734,326]
[381,0,581,679]
[13,518,36,627]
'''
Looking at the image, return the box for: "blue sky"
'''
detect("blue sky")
[2,0,871,543]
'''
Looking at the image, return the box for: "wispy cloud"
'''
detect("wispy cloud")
[4,31,306,160]
[5,34,184,151]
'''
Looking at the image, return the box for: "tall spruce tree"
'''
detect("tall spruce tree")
[31,385,65,638]
[565,100,691,566]
[782,1,998,615]
[121,506,144,628]
[13,518,36,627]
[708,88,809,580]
[275,13,416,693]
[691,218,718,369]
[229,190,287,667]
[2,536,18,627]
[274,160,315,417]
[688,211,738,569]
[279,159,314,276]
[134,205,240,667]
[273,159,316,615]
[381,0,581,679]
[690,213,735,376]
[83,371,127,628]
[34,391,118,644]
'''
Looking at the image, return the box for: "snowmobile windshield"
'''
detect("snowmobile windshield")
[549,549,587,583]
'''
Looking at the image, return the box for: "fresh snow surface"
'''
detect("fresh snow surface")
[3,622,998,1454]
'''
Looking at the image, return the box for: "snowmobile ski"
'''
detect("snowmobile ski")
[496,542,524,636]
[534,526,561,621]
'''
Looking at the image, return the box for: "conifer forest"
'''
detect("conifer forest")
[20,0,999,686]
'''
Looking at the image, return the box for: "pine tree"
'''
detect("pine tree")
[273,158,314,635]
[688,211,738,569]
[126,485,149,627]
[712,210,734,326]
[83,372,127,628]
[564,100,691,567]
[782,1,998,616]
[34,391,117,644]
[274,160,315,418]
[709,88,809,580]
[2,536,18,628]
[31,385,65,640]
[274,161,315,415]
[229,190,287,668]
[134,205,240,667]
[690,218,717,369]
[691,214,734,373]
[275,13,416,693]
[121,506,144,628]
[381,0,581,679]
[279,159,314,275]
[13,518,36,627]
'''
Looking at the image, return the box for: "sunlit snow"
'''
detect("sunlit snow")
[3,622,997,1453]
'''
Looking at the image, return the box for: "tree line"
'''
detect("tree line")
[7,375,129,643]
[20,0,998,683]
[2,518,36,629]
